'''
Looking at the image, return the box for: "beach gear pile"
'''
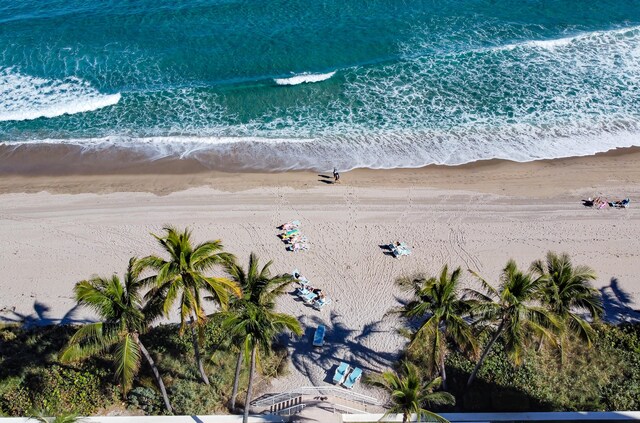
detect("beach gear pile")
[582,197,630,209]
[292,269,331,310]
[278,220,309,252]
[387,241,412,258]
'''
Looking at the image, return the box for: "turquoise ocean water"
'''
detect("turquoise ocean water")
[1,0,640,171]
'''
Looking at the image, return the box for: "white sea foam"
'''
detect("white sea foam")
[2,128,638,172]
[0,67,121,122]
[499,25,640,51]
[274,71,336,86]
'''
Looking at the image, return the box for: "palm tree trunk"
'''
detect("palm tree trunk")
[190,315,209,385]
[243,345,257,423]
[467,320,505,387]
[440,355,447,390]
[403,411,409,423]
[137,337,173,414]
[230,349,244,412]
[536,333,545,352]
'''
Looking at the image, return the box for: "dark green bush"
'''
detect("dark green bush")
[128,387,163,415]
[410,322,640,412]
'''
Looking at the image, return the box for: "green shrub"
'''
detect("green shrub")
[128,387,163,415]
[410,322,640,412]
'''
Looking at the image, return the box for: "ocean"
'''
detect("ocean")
[1,0,640,171]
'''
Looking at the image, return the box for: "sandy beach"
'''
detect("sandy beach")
[2,148,640,399]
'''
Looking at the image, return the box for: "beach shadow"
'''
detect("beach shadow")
[318,174,332,179]
[287,311,397,387]
[318,179,334,185]
[0,301,94,328]
[600,277,640,324]
[378,244,395,257]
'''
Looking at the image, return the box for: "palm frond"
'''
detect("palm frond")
[114,334,141,394]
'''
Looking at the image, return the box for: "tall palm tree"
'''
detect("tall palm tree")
[137,226,240,385]
[367,361,454,423]
[396,265,477,389]
[221,256,302,423]
[59,258,172,413]
[465,259,560,387]
[530,252,603,345]
[225,253,294,411]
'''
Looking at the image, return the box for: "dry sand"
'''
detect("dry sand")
[1,149,640,399]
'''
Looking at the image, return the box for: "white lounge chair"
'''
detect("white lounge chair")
[342,367,362,389]
[313,325,326,347]
[389,242,411,258]
[301,291,318,303]
[287,243,309,252]
[333,362,350,385]
[313,297,332,310]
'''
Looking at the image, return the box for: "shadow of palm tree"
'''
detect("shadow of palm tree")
[286,311,399,387]
[600,277,640,324]
[0,301,95,329]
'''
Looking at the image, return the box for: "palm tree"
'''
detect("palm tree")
[530,252,603,346]
[225,253,295,412]
[396,265,477,389]
[367,361,454,423]
[137,226,240,385]
[221,255,301,423]
[465,259,560,387]
[59,258,172,413]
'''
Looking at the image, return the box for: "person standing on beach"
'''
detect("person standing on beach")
[333,167,340,183]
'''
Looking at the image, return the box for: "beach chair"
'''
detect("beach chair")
[313,297,332,310]
[296,287,311,297]
[313,325,326,347]
[280,220,301,230]
[287,243,309,252]
[342,367,363,389]
[333,362,350,385]
[292,269,309,286]
[389,242,411,258]
[301,291,318,303]
[397,243,412,257]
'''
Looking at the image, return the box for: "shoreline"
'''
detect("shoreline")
[1,144,640,197]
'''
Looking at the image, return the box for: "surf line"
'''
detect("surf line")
[273,71,336,86]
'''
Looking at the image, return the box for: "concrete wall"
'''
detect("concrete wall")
[0,416,285,423]
[341,411,640,422]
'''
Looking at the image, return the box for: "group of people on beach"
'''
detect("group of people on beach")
[583,196,630,209]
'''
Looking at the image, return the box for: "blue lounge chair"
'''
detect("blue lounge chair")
[333,362,350,385]
[313,325,326,347]
[301,291,318,303]
[342,367,362,389]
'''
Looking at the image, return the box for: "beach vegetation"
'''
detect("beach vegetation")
[136,226,240,385]
[530,251,603,349]
[395,265,477,389]
[465,259,561,387]
[222,253,297,412]
[220,253,302,422]
[401,252,640,412]
[59,258,173,412]
[366,361,454,423]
